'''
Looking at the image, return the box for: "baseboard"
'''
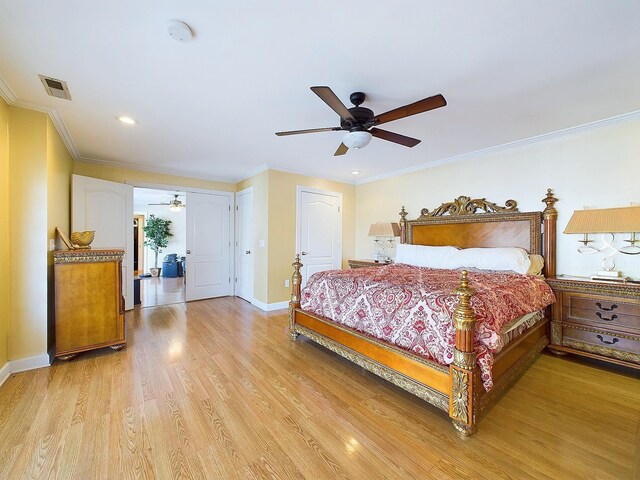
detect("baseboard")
[250,298,289,312]
[0,354,51,387]
[266,301,289,311]
[0,361,10,388]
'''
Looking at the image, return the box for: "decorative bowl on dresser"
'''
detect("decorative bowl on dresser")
[347,259,391,268]
[546,276,640,369]
[53,249,127,360]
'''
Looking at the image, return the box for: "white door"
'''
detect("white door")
[72,175,134,310]
[235,187,253,301]
[296,187,342,287]
[186,192,232,301]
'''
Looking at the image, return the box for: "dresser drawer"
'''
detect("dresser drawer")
[562,325,640,356]
[563,294,640,331]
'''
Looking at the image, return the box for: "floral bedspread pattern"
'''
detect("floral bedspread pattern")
[300,264,555,391]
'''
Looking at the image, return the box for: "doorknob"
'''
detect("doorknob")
[186,250,191,254]
[301,251,308,255]
[245,250,251,254]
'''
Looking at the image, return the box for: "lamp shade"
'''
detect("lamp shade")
[368,222,400,237]
[343,131,372,150]
[564,206,640,234]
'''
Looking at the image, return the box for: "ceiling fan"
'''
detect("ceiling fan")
[148,194,186,211]
[275,86,446,156]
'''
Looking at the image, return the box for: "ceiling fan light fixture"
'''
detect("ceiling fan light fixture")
[343,131,372,150]
[170,204,182,212]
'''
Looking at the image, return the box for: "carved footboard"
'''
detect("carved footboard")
[288,258,481,435]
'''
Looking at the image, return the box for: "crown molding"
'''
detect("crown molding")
[356,110,640,185]
[233,163,356,185]
[8,99,80,160]
[0,74,17,103]
[77,156,237,184]
[234,164,269,183]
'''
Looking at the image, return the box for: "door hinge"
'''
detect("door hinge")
[229,205,231,211]
[338,206,340,213]
[235,277,237,283]
[229,241,231,247]
[236,205,239,210]
[229,277,231,283]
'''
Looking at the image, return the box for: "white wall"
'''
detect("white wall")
[356,117,640,279]
[134,206,186,273]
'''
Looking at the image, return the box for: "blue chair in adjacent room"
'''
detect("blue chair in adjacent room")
[162,253,179,278]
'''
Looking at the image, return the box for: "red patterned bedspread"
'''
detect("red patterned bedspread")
[300,264,555,391]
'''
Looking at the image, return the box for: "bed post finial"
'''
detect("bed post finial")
[450,270,478,436]
[399,206,408,244]
[289,254,303,339]
[542,188,558,277]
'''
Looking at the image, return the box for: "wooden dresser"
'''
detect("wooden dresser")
[54,249,126,360]
[546,276,640,369]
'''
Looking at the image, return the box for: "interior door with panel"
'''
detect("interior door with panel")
[72,174,134,310]
[186,191,232,301]
[235,187,254,302]
[297,187,342,287]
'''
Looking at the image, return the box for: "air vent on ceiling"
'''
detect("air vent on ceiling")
[38,74,72,100]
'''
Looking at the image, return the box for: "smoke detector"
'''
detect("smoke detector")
[38,74,72,100]
[167,20,193,42]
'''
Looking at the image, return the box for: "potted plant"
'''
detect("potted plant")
[143,214,173,277]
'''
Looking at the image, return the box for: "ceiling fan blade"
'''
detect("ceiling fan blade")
[334,143,349,156]
[370,128,421,147]
[311,86,356,122]
[373,94,446,126]
[276,127,341,136]
[148,203,170,206]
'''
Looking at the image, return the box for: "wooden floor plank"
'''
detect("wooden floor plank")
[0,296,638,479]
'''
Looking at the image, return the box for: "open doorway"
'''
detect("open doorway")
[134,187,187,308]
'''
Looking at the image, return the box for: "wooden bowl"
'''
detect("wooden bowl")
[70,230,95,249]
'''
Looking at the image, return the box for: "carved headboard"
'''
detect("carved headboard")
[398,189,558,275]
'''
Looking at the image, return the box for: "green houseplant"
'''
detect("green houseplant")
[143,214,173,276]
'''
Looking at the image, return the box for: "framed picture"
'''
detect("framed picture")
[55,227,74,250]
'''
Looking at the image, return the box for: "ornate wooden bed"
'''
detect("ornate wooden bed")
[288,189,558,435]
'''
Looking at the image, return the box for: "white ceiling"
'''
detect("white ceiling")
[1,1,639,184]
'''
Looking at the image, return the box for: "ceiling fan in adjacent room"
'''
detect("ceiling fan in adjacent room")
[148,194,186,212]
[275,86,446,156]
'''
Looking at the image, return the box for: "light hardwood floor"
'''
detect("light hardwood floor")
[0,297,638,479]
[139,276,185,307]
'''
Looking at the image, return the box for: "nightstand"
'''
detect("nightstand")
[546,276,640,369]
[347,259,391,269]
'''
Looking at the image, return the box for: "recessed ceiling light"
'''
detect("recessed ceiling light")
[351,171,360,175]
[117,116,137,125]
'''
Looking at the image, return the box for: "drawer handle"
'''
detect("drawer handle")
[595,302,618,311]
[595,312,618,322]
[596,334,619,345]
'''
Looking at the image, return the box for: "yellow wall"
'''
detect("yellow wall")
[356,119,640,278]
[46,118,74,352]
[74,160,235,192]
[8,108,49,360]
[267,170,356,303]
[235,169,356,305]
[236,170,269,303]
[0,97,9,369]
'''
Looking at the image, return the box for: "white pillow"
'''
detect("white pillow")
[448,247,531,274]
[395,244,459,268]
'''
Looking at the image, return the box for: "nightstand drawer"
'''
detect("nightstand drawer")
[547,277,640,368]
[564,294,640,331]
[563,325,640,356]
